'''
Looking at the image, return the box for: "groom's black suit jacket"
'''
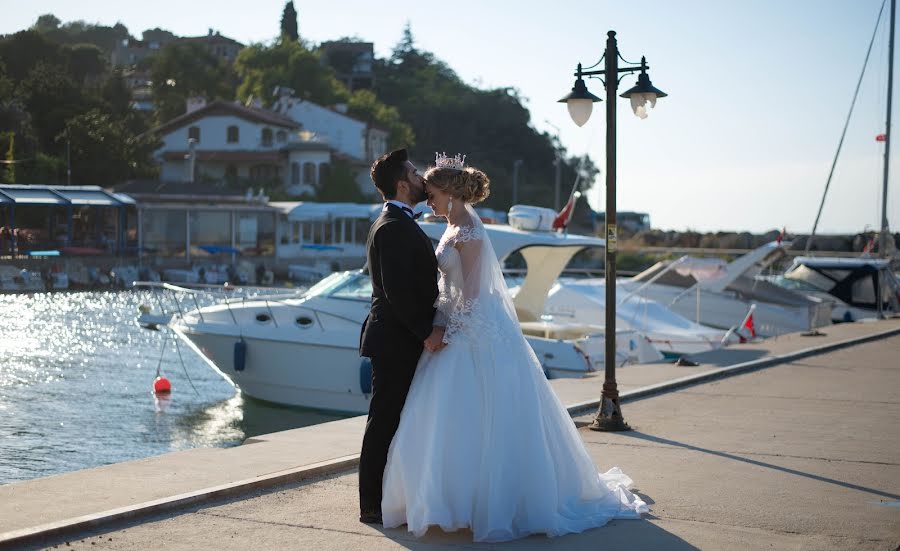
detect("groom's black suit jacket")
[359,203,438,358]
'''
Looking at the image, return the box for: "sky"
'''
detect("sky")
[2,0,898,234]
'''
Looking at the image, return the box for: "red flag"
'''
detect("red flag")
[876,133,887,142]
[743,313,756,338]
[776,227,786,245]
[863,235,876,253]
[552,196,575,230]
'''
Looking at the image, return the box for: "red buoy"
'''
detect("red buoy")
[153,376,172,394]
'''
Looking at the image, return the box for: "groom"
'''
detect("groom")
[358,149,442,524]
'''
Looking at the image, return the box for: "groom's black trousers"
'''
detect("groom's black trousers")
[358,345,421,513]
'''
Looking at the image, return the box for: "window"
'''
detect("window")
[303,162,317,186]
[292,221,300,243]
[225,164,238,184]
[142,209,187,257]
[189,211,232,251]
[261,128,273,146]
[227,125,239,143]
[188,126,200,142]
[276,130,287,143]
[291,162,300,186]
[236,213,276,256]
[249,164,278,182]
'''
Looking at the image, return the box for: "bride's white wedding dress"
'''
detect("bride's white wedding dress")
[381,206,648,542]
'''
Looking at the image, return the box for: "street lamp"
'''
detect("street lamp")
[559,30,666,432]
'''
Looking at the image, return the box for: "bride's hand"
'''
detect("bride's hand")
[424,326,446,352]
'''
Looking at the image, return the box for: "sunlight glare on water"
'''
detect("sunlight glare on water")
[0,291,345,485]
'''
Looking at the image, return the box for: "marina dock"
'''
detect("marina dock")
[1,319,898,550]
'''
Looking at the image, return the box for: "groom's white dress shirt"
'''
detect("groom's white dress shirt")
[384,200,415,218]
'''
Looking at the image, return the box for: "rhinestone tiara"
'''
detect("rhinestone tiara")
[434,152,466,171]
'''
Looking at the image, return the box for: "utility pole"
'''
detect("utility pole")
[512,159,523,205]
[545,120,563,210]
[187,138,197,184]
[880,0,895,259]
[66,130,71,185]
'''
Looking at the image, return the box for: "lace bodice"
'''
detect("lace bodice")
[437,244,463,285]
[433,224,491,344]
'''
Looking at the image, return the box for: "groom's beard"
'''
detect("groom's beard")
[410,182,427,204]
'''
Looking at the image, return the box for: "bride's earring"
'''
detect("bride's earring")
[447,200,453,216]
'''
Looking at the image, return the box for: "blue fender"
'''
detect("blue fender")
[234,339,247,372]
[360,358,373,394]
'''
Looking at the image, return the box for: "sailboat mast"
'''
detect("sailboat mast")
[881,0,895,257]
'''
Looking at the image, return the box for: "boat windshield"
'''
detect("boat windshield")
[303,271,352,298]
[784,264,836,291]
[331,274,373,300]
[765,274,826,293]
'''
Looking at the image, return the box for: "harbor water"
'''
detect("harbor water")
[0,290,347,485]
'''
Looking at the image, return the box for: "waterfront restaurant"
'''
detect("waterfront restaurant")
[271,202,380,268]
[116,181,279,264]
[0,184,136,257]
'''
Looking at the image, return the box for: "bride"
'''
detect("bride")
[380,154,648,542]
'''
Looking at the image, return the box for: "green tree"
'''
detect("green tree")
[347,89,414,149]
[18,61,95,153]
[0,30,64,82]
[61,109,159,186]
[280,1,299,42]
[38,19,132,54]
[234,40,347,106]
[101,69,133,117]
[149,42,236,122]
[315,160,365,202]
[32,14,61,33]
[62,43,107,84]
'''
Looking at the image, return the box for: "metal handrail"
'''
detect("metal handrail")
[134,280,366,328]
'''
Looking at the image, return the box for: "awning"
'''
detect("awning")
[0,185,135,207]
[284,202,382,222]
[0,187,68,205]
[52,187,123,206]
[110,193,137,205]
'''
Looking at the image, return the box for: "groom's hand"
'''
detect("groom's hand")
[424,326,446,353]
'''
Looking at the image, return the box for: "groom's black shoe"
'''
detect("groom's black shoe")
[359,509,383,525]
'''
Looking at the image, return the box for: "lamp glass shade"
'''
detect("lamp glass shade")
[567,98,593,127]
[628,92,657,119]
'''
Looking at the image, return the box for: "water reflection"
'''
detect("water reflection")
[0,291,350,485]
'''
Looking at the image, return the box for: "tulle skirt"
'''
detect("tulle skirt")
[381,332,648,542]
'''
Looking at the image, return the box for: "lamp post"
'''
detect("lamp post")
[559,30,666,431]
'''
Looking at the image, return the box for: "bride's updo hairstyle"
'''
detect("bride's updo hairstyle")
[424,166,491,205]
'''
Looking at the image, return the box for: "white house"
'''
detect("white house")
[153,99,332,195]
[271,88,389,195]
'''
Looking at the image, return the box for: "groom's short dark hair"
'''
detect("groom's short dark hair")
[371,148,408,199]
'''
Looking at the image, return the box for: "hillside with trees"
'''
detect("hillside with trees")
[0,4,594,218]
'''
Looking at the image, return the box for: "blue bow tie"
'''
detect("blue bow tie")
[401,206,423,220]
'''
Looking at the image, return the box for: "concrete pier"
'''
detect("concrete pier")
[2,319,898,550]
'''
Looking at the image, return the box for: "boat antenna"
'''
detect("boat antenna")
[807,0,888,255]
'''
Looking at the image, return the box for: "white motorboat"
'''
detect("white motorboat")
[764,256,899,322]
[137,221,663,413]
[0,266,46,293]
[539,279,732,358]
[618,242,834,337]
